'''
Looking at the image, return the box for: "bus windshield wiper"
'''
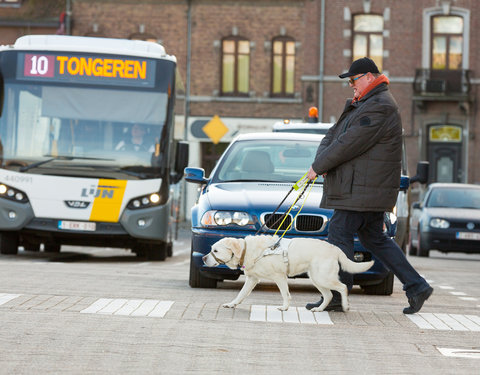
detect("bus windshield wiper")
[19,155,114,173]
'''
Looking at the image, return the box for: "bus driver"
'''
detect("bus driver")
[115,123,154,152]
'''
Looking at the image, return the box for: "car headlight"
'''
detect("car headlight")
[430,218,450,229]
[201,210,253,226]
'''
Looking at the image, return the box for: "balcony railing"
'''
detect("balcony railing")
[413,69,472,99]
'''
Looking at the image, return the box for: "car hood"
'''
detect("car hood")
[205,182,323,212]
[425,207,480,220]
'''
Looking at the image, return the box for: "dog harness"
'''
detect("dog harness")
[247,238,292,274]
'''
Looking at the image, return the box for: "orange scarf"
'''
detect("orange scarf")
[353,74,390,102]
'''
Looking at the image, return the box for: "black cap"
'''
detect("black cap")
[338,57,380,78]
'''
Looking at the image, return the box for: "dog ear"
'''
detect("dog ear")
[229,238,245,259]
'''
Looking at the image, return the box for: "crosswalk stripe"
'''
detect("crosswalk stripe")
[114,299,144,316]
[81,298,174,318]
[250,305,333,325]
[0,293,22,306]
[148,301,174,317]
[250,305,266,322]
[407,313,480,331]
[97,299,129,315]
[130,299,159,316]
[405,313,435,329]
[80,298,113,314]
[433,313,469,331]
[450,314,480,331]
[419,313,452,330]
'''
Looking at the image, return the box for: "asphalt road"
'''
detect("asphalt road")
[0,223,479,374]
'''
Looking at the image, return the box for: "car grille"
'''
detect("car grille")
[448,220,480,230]
[296,215,325,232]
[263,214,325,232]
[263,214,292,231]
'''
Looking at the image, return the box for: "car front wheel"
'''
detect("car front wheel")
[408,230,417,256]
[416,231,430,257]
[189,252,217,288]
[362,271,394,295]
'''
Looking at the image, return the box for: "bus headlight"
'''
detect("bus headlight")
[128,193,162,209]
[0,183,29,203]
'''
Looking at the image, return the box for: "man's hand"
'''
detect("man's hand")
[307,166,326,180]
[307,166,317,180]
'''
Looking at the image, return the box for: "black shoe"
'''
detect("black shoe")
[305,297,343,312]
[403,286,434,314]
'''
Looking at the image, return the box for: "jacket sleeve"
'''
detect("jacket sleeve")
[313,123,336,158]
[312,103,397,174]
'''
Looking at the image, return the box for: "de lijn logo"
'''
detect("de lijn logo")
[81,184,118,199]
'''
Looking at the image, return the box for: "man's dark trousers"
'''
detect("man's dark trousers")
[328,209,430,298]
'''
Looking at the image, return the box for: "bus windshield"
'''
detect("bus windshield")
[0,81,168,176]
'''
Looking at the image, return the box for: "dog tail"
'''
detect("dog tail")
[338,252,374,274]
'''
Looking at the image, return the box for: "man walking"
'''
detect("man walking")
[306,57,433,314]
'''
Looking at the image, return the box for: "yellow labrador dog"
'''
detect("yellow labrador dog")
[203,235,374,312]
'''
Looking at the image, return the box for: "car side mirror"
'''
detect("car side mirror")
[410,161,429,184]
[171,142,189,184]
[184,167,209,184]
[412,201,421,209]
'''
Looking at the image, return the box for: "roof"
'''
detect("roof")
[233,132,325,142]
[429,182,480,189]
[10,35,176,62]
[272,121,333,134]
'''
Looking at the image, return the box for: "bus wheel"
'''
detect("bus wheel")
[146,243,167,261]
[167,242,173,257]
[24,243,41,252]
[44,243,61,253]
[133,245,147,258]
[0,232,19,255]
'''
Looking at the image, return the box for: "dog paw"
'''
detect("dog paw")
[222,303,237,308]
[310,307,324,312]
[277,306,289,311]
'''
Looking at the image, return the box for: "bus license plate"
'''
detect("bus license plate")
[58,220,96,232]
[456,232,480,240]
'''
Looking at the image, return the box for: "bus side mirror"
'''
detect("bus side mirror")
[171,141,189,184]
[410,161,429,184]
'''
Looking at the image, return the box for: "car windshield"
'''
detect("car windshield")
[213,139,323,184]
[426,187,480,209]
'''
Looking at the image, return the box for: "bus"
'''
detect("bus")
[0,35,188,260]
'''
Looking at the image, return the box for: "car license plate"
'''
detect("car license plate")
[456,232,480,240]
[58,220,96,232]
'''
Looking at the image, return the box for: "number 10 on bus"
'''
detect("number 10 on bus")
[24,54,55,77]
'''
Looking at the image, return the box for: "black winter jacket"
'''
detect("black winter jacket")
[311,82,402,212]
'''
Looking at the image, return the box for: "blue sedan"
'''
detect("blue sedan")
[185,132,397,294]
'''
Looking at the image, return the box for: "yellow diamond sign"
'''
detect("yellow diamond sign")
[202,115,229,144]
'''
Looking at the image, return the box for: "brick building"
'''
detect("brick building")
[1,0,479,211]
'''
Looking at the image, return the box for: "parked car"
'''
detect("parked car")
[185,132,411,295]
[409,182,480,257]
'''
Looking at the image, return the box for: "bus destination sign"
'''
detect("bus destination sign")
[19,53,156,87]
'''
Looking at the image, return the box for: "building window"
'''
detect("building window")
[221,36,250,96]
[431,16,463,70]
[271,36,295,97]
[352,14,384,71]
